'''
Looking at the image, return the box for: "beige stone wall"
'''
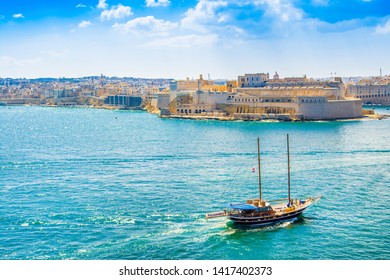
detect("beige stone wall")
[235,87,341,99]
[194,91,228,105]
[219,104,297,115]
[297,99,362,120]
[175,75,215,91]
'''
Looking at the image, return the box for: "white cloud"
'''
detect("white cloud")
[97,0,108,10]
[76,3,87,8]
[254,0,303,22]
[12,13,24,19]
[113,16,178,35]
[181,0,228,31]
[78,20,92,28]
[375,19,390,34]
[100,4,133,21]
[145,0,171,7]
[176,0,310,41]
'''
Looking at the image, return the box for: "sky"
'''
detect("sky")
[1,0,390,79]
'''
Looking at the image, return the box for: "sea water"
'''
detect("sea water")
[0,106,389,260]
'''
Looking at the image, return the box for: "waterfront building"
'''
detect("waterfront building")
[168,73,362,120]
[222,92,361,120]
[104,95,143,108]
[348,76,390,105]
[169,90,229,116]
[221,74,361,120]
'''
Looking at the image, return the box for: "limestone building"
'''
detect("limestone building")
[167,72,362,120]
[225,74,361,120]
[238,73,269,87]
[348,77,390,105]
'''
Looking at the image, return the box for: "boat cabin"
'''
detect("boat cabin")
[226,203,275,217]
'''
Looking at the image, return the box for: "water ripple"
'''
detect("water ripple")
[0,106,389,260]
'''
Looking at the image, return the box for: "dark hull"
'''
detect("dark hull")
[228,208,306,226]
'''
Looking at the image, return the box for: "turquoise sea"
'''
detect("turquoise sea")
[0,106,389,260]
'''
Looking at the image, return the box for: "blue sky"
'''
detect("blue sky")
[1,0,390,79]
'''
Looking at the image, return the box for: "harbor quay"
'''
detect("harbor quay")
[1,72,390,121]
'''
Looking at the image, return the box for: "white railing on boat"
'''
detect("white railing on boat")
[205,211,227,219]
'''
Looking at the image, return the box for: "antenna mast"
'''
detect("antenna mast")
[257,138,262,202]
[287,134,291,203]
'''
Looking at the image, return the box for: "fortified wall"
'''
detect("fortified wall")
[164,73,363,120]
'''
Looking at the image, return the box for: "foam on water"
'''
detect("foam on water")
[0,106,389,260]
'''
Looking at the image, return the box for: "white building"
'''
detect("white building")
[238,73,269,87]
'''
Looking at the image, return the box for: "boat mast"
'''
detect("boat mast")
[287,134,291,203]
[257,138,262,202]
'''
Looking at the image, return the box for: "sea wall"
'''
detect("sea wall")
[297,99,362,120]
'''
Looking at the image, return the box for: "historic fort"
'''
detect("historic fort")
[156,72,363,121]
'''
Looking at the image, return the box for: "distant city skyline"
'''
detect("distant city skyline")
[1,0,390,79]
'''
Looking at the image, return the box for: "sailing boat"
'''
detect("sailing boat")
[206,134,322,226]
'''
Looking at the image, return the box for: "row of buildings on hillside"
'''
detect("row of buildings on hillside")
[0,76,170,107]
